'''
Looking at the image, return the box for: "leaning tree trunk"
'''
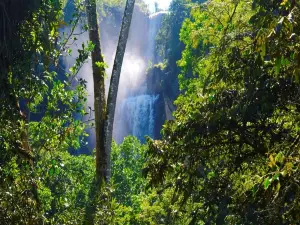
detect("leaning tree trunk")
[86,0,107,184]
[104,0,136,180]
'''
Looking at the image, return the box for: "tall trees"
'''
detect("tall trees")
[104,0,136,180]
[86,0,136,183]
[86,0,107,184]
[83,0,136,223]
[145,0,300,223]
[0,1,92,223]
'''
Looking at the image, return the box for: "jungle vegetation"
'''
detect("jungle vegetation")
[1,0,300,224]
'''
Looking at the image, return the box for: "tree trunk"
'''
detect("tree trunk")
[104,0,136,180]
[86,0,107,184]
[84,1,135,223]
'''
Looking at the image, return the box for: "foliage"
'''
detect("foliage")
[94,136,169,225]
[97,0,148,19]
[155,0,206,101]
[0,0,152,224]
[109,137,162,225]
[4,0,300,224]
[111,136,147,206]
[145,0,300,224]
[0,0,95,223]
[155,0,191,100]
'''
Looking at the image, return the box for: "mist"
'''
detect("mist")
[62,1,167,151]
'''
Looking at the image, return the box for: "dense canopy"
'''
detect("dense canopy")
[1,0,300,224]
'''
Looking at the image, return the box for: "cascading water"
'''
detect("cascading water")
[63,1,168,149]
[147,11,168,64]
[115,95,159,142]
[113,10,167,144]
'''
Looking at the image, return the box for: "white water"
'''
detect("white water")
[113,11,167,143]
[114,95,159,143]
[147,11,168,64]
[144,0,171,13]
[62,2,167,148]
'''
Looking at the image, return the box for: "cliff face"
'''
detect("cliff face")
[146,66,176,139]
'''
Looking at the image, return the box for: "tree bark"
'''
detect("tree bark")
[86,0,107,184]
[84,1,135,223]
[104,0,136,180]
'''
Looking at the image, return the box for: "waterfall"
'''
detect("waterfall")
[115,95,159,143]
[147,11,168,64]
[113,10,167,143]
[62,1,169,151]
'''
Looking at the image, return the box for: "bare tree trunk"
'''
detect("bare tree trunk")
[86,0,107,184]
[85,0,135,223]
[104,0,136,180]
[84,1,107,223]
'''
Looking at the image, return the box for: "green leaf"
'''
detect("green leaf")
[67,48,72,55]
[49,167,54,176]
[276,182,281,192]
[273,173,280,181]
[275,57,281,74]
[275,152,285,164]
[207,171,216,180]
[264,178,272,190]
[95,61,108,69]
